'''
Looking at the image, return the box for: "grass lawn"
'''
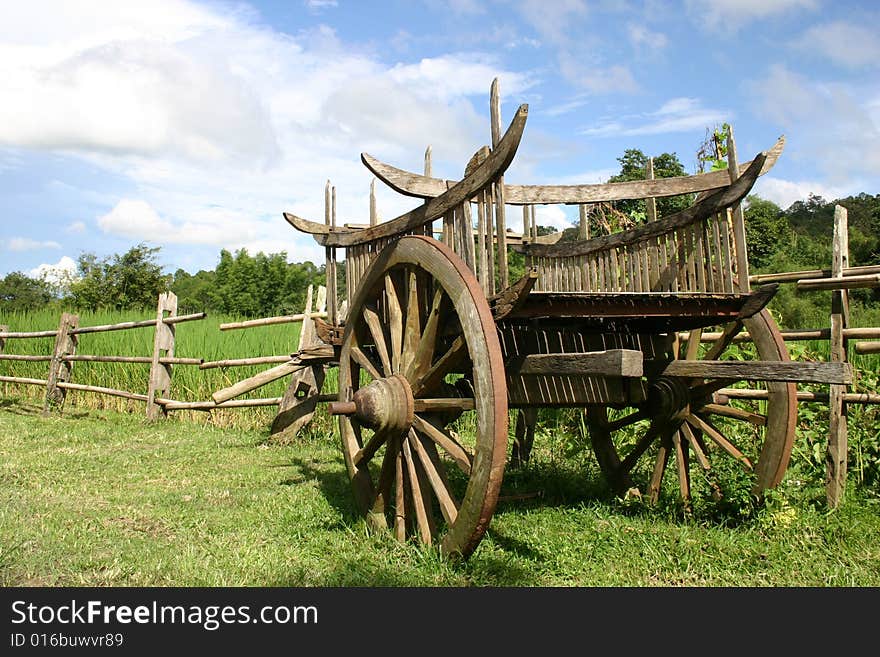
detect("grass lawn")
[2,396,879,587]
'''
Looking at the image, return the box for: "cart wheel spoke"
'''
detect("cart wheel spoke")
[412,335,468,397]
[385,273,404,373]
[406,287,445,382]
[697,402,767,427]
[704,320,744,361]
[671,430,691,502]
[605,408,649,432]
[409,430,459,525]
[412,415,473,475]
[647,431,673,504]
[350,344,382,381]
[402,436,432,545]
[684,328,703,361]
[363,306,393,377]
[367,434,399,529]
[394,448,406,542]
[352,428,391,467]
[685,413,752,470]
[401,269,422,375]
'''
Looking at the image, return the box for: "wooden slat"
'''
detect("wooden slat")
[660,359,852,384]
[361,137,785,204]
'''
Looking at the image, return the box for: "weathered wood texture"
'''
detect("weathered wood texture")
[361,137,784,205]
[750,264,880,284]
[68,313,205,335]
[219,311,328,331]
[146,292,177,420]
[796,273,880,291]
[827,205,850,508]
[42,312,78,416]
[659,359,852,384]
[516,154,764,294]
[511,350,644,377]
[271,285,330,439]
[287,104,527,247]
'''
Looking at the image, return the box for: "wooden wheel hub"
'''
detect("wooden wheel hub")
[330,374,414,433]
[647,376,691,422]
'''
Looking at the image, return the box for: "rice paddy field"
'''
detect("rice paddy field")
[0,306,341,431]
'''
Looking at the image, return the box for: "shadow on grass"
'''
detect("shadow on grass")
[279,455,362,526]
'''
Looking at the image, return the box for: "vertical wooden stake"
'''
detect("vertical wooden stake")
[578,204,590,240]
[146,292,177,420]
[490,78,509,290]
[43,312,78,416]
[369,179,378,227]
[0,325,6,355]
[727,124,750,292]
[826,204,849,507]
[324,180,338,326]
[271,285,328,439]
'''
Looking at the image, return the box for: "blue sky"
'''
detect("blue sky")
[1,0,878,283]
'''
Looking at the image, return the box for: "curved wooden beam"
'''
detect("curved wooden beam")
[519,151,766,258]
[362,136,784,205]
[285,104,528,245]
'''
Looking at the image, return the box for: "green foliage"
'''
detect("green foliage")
[205,249,324,317]
[743,195,790,269]
[695,122,731,173]
[607,149,693,221]
[69,243,170,312]
[0,272,56,312]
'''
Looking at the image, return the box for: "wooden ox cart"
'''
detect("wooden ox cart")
[283,83,851,559]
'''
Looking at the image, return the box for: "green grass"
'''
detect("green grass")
[2,397,879,587]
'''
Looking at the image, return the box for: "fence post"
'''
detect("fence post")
[271,285,328,438]
[42,312,78,416]
[0,324,6,355]
[826,205,850,507]
[146,292,178,420]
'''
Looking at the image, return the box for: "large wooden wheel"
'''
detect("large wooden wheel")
[587,309,797,504]
[330,235,508,559]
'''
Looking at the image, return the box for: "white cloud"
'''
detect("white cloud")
[628,24,668,52]
[534,205,575,231]
[0,1,535,268]
[748,65,880,186]
[514,0,636,94]
[791,21,880,69]
[29,255,78,286]
[65,221,87,234]
[686,0,818,31]
[752,176,854,211]
[7,237,62,251]
[582,97,729,138]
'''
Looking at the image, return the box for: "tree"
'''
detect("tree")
[743,195,790,270]
[0,272,55,312]
[68,244,170,311]
[607,149,692,221]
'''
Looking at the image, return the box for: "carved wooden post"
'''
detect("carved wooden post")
[271,285,328,439]
[43,312,78,416]
[146,292,177,420]
[490,77,509,290]
[325,180,338,326]
[827,205,850,507]
[727,124,750,293]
